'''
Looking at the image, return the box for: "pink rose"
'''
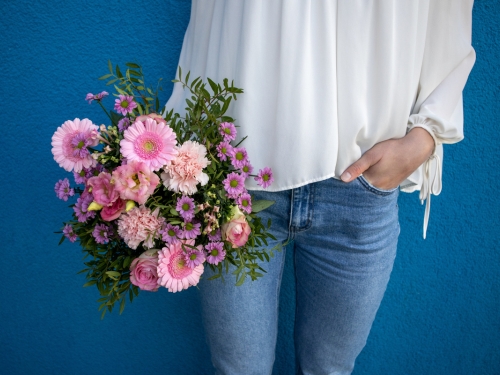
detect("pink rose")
[130,249,160,291]
[136,113,166,125]
[221,206,251,248]
[112,161,159,204]
[87,172,120,206]
[101,198,126,221]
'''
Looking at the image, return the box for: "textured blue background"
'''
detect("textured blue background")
[1,1,498,374]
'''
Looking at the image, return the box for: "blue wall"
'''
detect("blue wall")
[1,1,498,374]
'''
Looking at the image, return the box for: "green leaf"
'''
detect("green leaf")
[251,200,275,213]
[125,62,140,69]
[83,280,97,287]
[99,73,112,80]
[207,78,218,94]
[58,235,66,245]
[116,65,123,78]
[119,298,126,314]
[106,271,121,278]
[108,60,113,74]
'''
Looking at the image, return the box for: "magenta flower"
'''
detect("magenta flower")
[117,118,131,132]
[176,196,195,221]
[207,228,221,241]
[112,161,160,205]
[74,193,96,222]
[223,172,246,199]
[182,220,201,239]
[55,178,75,201]
[51,118,100,172]
[205,242,226,265]
[92,223,112,244]
[254,167,274,189]
[184,245,206,268]
[117,206,165,250]
[216,141,232,161]
[237,192,252,214]
[239,160,253,177]
[63,224,78,243]
[86,91,109,104]
[157,240,204,293]
[229,147,248,169]
[219,122,237,141]
[114,95,137,116]
[120,118,178,171]
[160,223,183,244]
[101,198,126,221]
[87,172,120,207]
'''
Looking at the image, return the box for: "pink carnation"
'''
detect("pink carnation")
[161,140,210,195]
[117,206,165,250]
[135,113,167,125]
[130,249,160,291]
[112,161,160,205]
[157,240,204,293]
[87,172,119,207]
[51,118,99,172]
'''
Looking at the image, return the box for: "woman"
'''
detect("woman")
[165,1,476,374]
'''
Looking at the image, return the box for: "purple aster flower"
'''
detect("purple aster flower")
[92,223,112,244]
[239,160,253,177]
[86,91,109,104]
[55,178,75,201]
[63,224,78,243]
[237,192,252,214]
[85,93,94,104]
[74,193,96,222]
[229,147,248,169]
[183,246,206,268]
[216,141,233,161]
[205,242,226,265]
[176,196,195,221]
[71,132,93,158]
[219,122,237,141]
[254,167,274,189]
[117,117,131,132]
[160,223,183,244]
[73,169,88,185]
[114,95,137,116]
[207,228,221,241]
[223,172,246,199]
[182,220,201,239]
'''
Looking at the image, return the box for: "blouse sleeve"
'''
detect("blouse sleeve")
[403,0,476,239]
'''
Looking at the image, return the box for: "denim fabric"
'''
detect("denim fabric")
[198,176,400,375]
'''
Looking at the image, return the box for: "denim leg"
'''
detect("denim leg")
[293,178,400,375]
[198,189,291,375]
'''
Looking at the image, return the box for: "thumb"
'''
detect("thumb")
[340,152,377,182]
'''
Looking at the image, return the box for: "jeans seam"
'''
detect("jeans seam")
[357,175,399,196]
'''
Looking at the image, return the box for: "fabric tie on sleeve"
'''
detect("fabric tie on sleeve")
[420,153,442,239]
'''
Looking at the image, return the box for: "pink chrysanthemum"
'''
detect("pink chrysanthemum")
[207,228,222,241]
[73,165,104,185]
[205,242,226,265]
[86,91,108,104]
[255,167,274,189]
[117,206,165,250]
[92,223,112,244]
[223,172,246,199]
[160,223,183,245]
[74,192,96,222]
[63,224,78,243]
[240,160,253,177]
[237,192,252,214]
[184,245,206,268]
[219,122,237,141]
[182,220,201,240]
[216,141,232,161]
[114,95,137,116]
[120,118,178,171]
[157,240,204,293]
[55,178,75,201]
[161,140,210,195]
[51,118,99,172]
[176,196,195,221]
[229,147,248,169]
[117,117,131,132]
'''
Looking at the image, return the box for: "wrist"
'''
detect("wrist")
[405,127,435,161]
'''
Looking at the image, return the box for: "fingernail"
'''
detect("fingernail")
[341,172,351,182]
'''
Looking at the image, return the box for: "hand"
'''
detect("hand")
[340,128,435,190]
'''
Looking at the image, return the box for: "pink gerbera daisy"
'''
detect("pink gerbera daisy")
[114,95,137,115]
[157,240,204,293]
[223,172,246,198]
[51,118,99,172]
[120,118,178,171]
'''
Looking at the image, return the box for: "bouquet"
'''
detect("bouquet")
[52,62,278,318]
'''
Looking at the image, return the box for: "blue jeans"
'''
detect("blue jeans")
[199,176,400,375]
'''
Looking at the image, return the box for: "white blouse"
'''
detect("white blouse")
[165,0,476,237]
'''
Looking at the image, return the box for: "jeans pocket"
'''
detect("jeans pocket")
[357,174,399,196]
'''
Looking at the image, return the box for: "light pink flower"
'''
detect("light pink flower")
[157,240,204,293]
[120,118,178,171]
[114,95,137,115]
[101,198,126,221]
[136,113,167,125]
[87,172,119,207]
[221,206,251,248]
[117,206,165,250]
[130,249,160,291]
[161,140,210,195]
[51,118,99,172]
[112,161,159,205]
